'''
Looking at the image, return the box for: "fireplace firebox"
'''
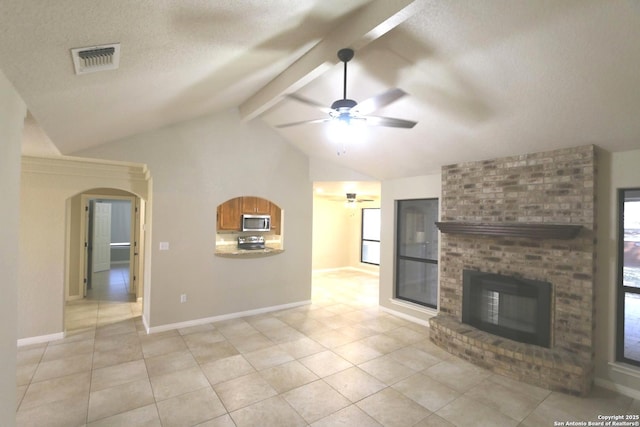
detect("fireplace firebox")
[462,270,552,348]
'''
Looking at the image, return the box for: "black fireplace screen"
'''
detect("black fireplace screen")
[462,270,552,347]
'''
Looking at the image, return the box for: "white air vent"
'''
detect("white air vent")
[71,43,120,75]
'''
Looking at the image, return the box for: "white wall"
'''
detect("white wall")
[379,174,441,322]
[76,109,313,328]
[595,148,640,396]
[0,69,27,427]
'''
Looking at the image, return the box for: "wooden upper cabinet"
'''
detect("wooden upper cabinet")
[217,196,281,234]
[270,202,281,234]
[242,196,270,214]
[217,197,242,231]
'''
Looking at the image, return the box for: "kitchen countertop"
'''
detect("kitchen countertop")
[215,244,284,258]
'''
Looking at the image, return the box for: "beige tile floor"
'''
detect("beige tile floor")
[16,268,640,426]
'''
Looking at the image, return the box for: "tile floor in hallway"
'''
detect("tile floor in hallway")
[16,268,640,426]
[86,263,136,303]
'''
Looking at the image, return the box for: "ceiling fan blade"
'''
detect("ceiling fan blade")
[275,118,332,128]
[353,88,407,116]
[286,93,335,114]
[363,115,417,129]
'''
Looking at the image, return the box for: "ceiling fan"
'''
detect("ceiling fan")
[276,48,417,129]
[331,193,375,205]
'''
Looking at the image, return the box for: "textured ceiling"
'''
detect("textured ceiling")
[2,0,640,183]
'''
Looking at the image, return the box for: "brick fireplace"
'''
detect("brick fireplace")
[429,145,597,395]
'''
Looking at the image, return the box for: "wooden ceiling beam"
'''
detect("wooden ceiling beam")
[238,0,419,121]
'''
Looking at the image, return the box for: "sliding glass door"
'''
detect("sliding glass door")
[395,199,439,308]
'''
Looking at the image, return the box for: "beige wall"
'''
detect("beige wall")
[379,174,441,322]
[312,195,380,272]
[0,69,26,427]
[312,196,351,270]
[19,157,149,339]
[75,109,313,328]
[596,147,640,396]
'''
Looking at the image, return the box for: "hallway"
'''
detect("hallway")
[87,263,136,302]
[64,262,140,336]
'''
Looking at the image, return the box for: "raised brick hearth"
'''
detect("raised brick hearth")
[429,145,597,395]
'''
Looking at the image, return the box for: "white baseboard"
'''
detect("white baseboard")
[142,313,150,334]
[349,266,380,276]
[17,332,65,347]
[595,376,640,400]
[379,304,433,327]
[144,300,312,335]
[312,267,350,273]
[389,298,436,313]
[312,266,379,276]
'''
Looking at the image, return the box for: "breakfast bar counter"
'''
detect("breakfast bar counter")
[215,244,284,258]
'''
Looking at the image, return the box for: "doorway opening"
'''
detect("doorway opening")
[311,181,381,307]
[311,181,381,272]
[65,188,146,333]
[86,197,134,301]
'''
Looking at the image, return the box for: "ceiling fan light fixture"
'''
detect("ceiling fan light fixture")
[276,48,417,135]
[330,99,357,111]
[326,117,367,155]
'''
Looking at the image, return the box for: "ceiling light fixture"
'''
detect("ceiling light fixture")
[326,117,366,155]
[277,48,417,155]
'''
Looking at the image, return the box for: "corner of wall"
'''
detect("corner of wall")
[0,68,27,427]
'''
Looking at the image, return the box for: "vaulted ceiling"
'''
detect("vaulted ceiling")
[2,1,640,181]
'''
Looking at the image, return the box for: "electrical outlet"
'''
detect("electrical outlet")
[180,294,187,303]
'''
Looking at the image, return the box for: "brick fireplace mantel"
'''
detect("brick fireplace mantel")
[434,221,583,239]
[429,145,597,396]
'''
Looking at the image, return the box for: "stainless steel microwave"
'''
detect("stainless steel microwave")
[242,214,271,232]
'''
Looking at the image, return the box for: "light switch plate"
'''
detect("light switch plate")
[159,242,169,250]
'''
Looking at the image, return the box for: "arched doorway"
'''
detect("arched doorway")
[65,188,146,333]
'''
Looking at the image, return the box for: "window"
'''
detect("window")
[361,208,380,265]
[618,189,640,365]
[395,198,439,308]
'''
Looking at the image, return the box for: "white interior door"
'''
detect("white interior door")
[92,202,112,272]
